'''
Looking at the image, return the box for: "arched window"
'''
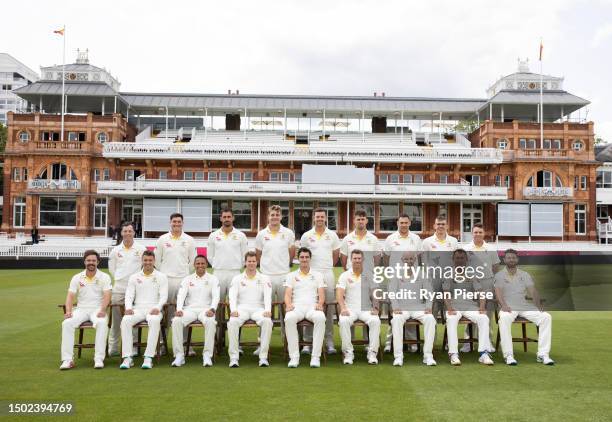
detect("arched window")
[526,170,563,188]
[18,131,30,143]
[38,163,78,180]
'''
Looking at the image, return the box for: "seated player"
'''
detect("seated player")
[227,251,273,368]
[388,251,437,367]
[443,249,494,366]
[120,250,168,370]
[60,250,112,370]
[284,247,326,368]
[171,254,220,367]
[336,249,381,365]
[495,249,554,366]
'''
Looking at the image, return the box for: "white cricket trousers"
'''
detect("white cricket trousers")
[391,311,436,359]
[338,309,381,358]
[227,306,272,360]
[304,269,335,345]
[498,310,552,358]
[61,308,108,362]
[214,269,241,301]
[284,305,326,359]
[445,311,492,354]
[171,308,217,358]
[266,273,288,303]
[121,308,163,359]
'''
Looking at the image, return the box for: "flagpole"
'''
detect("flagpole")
[539,38,543,148]
[61,25,65,143]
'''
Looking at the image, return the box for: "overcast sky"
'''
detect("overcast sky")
[3,0,612,140]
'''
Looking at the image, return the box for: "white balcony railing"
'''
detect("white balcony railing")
[523,187,573,198]
[97,179,508,200]
[102,142,503,164]
[27,179,81,190]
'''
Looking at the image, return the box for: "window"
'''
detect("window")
[22,168,28,181]
[519,138,536,149]
[379,203,399,231]
[439,174,448,184]
[208,171,217,181]
[379,174,388,184]
[504,175,511,187]
[93,168,100,182]
[12,167,21,182]
[269,172,290,182]
[543,139,551,149]
[121,199,142,223]
[103,168,110,181]
[159,170,168,180]
[572,140,584,151]
[233,200,252,230]
[13,197,26,227]
[18,131,29,143]
[68,132,86,142]
[438,203,447,218]
[403,203,423,232]
[580,176,587,190]
[195,171,205,181]
[552,139,561,149]
[93,198,107,229]
[41,131,60,141]
[575,204,586,235]
[497,138,508,149]
[219,171,229,182]
[47,163,76,180]
[597,170,612,188]
[528,170,563,188]
[183,171,194,180]
[318,201,337,230]
[389,174,400,184]
[466,175,481,186]
[125,170,137,181]
[97,132,108,143]
[403,174,413,184]
[294,172,302,183]
[280,172,290,182]
[39,197,77,227]
[495,175,502,187]
[232,172,241,182]
[243,171,253,182]
[211,200,229,229]
[574,176,579,190]
[355,202,375,231]
[269,201,290,227]
[414,174,424,184]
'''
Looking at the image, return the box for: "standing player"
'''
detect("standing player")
[495,249,554,366]
[284,247,326,368]
[107,222,146,356]
[171,255,219,367]
[443,249,494,366]
[227,251,273,368]
[340,209,382,270]
[60,250,112,370]
[388,251,437,367]
[155,213,197,333]
[336,249,381,365]
[300,207,340,354]
[255,205,295,303]
[461,223,500,352]
[207,208,248,301]
[119,251,168,370]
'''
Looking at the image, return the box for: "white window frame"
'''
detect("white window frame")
[13,197,26,228]
[18,131,30,143]
[497,138,508,149]
[93,198,107,229]
[38,196,77,228]
[572,140,584,151]
[575,204,586,235]
[96,132,108,143]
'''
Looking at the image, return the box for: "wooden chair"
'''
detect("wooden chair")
[223,304,271,360]
[58,304,113,358]
[494,312,539,352]
[281,304,327,363]
[119,304,169,363]
[386,303,427,355]
[440,305,478,353]
[335,302,383,361]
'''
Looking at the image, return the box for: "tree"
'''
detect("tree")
[595,136,606,145]
[454,119,480,134]
[0,123,6,153]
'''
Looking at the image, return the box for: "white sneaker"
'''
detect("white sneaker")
[203,355,213,367]
[479,352,494,365]
[141,357,153,369]
[119,358,133,370]
[171,355,185,367]
[409,344,418,353]
[252,347,261,356]
[449,353,461,366]
[343,355,354,365]
[288,357,300,368]
[537,355,555,365]
[505,356,518,366]
[487,346,496,353]
[460,344,472,353]
[423,356,437,366]
[187,346,196,357]
[384,344,392,353]
[59,360,75,370]
[310,357,321,368]
[393,357,403,367]
[229,358,240,368]
[94,359,104,369]
[258,358,269,367]
[367,353,378,365]
[301,346,311,355]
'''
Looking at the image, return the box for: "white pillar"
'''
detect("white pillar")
[101,98,105,116]
[165,106,169,141]
[322,109,326,138]
[346,200,350,234]
[361,110,365,142]
[501,105,504,122]
[114,96,117,114]
[257,198,261,231]
[459,201,463,242]
[205,108,208,140]
[244,108,248,140]
[400,111,404,141]
[284,108,287,139]
[560,105,564,121]
[489,103,493,120]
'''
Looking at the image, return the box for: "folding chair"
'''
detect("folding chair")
[120,304,169,363]
[335,302,382,361]
[281,304,327,363]
[58,304,112,358]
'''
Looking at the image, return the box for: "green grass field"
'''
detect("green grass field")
[1,267,611,421]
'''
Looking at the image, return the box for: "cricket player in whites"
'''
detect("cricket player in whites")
[495,249,554,366]
[300,207,340,355]
[256,205,295,302]
[207,208,248,301]
[171,255,220,367]
[284,247,327,368]
[389,251,437,367]
[340,209,381,270]
[120,250,168,370]
[461,223,500,353]
[443,249,494,366]
[60,250,112,370]
[227,251,273,368]
[336,249,381,365]
[155,213,197,343]
[107,222,146,356]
